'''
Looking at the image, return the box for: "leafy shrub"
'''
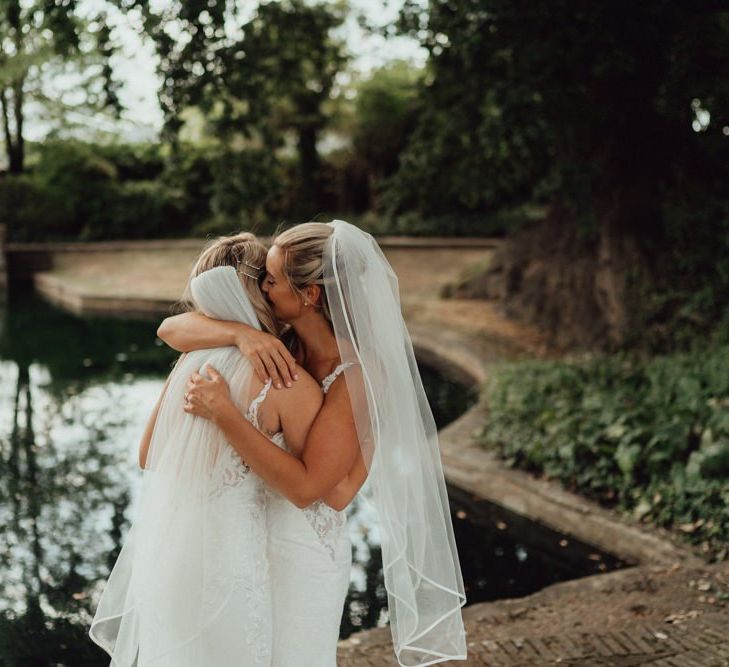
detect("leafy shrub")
[478,345,729,560]
[78,181,187,240]
[2,140,194,241]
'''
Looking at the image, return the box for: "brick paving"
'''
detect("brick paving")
[465,615,728,666]
[338,612,729,666]
[337,561,729,666]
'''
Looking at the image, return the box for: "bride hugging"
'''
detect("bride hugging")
[89,221,467,666]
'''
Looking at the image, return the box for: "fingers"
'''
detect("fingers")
[251,354,269,384]
[259,338,298,389]
[275,340,299,381]
[271,349,294,388]
[240,333,298,387]
[260,353,284,390]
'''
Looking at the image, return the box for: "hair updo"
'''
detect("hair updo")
[178,231,279,336]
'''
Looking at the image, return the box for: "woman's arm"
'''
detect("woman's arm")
[268,370,361,511]
[157,311,298,388]
[139,375,172,469]
[185,365,360,508]
[320,454,368,512]
[157,311,241,352]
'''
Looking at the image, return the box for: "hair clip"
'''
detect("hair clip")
[244,260,263,270]
[237,260,263,280]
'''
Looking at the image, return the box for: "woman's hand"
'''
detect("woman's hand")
[157,312,298,389]
[183,364,233,421]
[234,327,298,390]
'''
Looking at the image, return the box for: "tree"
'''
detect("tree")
[351,61,422,209]
[391,0,729,351]
[0,2,122,174]
[130,0,349,217]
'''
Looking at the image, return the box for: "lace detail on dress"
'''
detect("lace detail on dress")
[320,361,357,395]
[248,372,348,561]
[209,446,251,499]
[208,379,273,499]
[200,380,272,663]
[201,482,271,665]
[302,501,347,560]
[246,378,273,429]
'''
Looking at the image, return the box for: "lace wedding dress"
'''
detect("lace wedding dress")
[246,362,354,667]
[89,266,275,666]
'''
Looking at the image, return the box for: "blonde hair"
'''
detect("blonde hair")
[177,231,279,336]
[273,222,334,324]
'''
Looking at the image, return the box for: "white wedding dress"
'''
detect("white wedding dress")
[246,362,354,667]
[90,266,276,666]
[90,348,274,666]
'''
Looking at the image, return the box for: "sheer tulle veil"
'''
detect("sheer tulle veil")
[323,220,467,666]
[88,266,263,664]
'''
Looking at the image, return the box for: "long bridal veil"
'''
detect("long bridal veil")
[89,266,266,665]
[323,220,467,666]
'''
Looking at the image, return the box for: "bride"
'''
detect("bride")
[164,220,467,666]
[88,232,351,665]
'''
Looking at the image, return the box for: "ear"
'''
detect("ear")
[304,284,322,306]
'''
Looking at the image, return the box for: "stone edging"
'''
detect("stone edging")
[34,273,176,319]
[409,322,704,569]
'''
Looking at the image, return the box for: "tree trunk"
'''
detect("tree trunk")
[12,76,24,174]
[1,82,25,174]
[459,186,658,353]
[296,123,320,215]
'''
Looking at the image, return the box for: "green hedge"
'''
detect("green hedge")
[0,175,188,241]
[478,346,729,561]
[1,140,190,241]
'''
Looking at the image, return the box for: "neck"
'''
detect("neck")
[290,311,339,369]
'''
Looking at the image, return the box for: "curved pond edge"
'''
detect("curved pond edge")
[30,265,703,568]
[408,321,704,570]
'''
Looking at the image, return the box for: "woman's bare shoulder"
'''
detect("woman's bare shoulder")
[270,363,322,407]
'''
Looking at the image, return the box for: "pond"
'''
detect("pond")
[0,291,630,664]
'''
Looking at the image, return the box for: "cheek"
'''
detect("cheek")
[272,285,300,313]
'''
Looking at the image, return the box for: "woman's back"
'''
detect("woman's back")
[91,345,274,666]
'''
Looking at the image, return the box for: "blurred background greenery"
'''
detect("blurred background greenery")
[2,0,728,356]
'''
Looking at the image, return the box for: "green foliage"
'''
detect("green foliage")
[1,140,186,241]
[353,205,539,238]
[617,187,729,354]
[478,346,729,560]
[195,148,285,236]
[129,0,349,216]
[387,0,729,230]
[352,61,422,180]
[0,1,124,172]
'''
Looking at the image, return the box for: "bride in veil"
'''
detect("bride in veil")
[89,232,347,665]
[166,220,467,666]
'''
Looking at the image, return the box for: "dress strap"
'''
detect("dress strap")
[321,361,357,395]
[245,378,273,429]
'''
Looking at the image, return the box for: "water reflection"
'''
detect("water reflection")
[0,292,626,664]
